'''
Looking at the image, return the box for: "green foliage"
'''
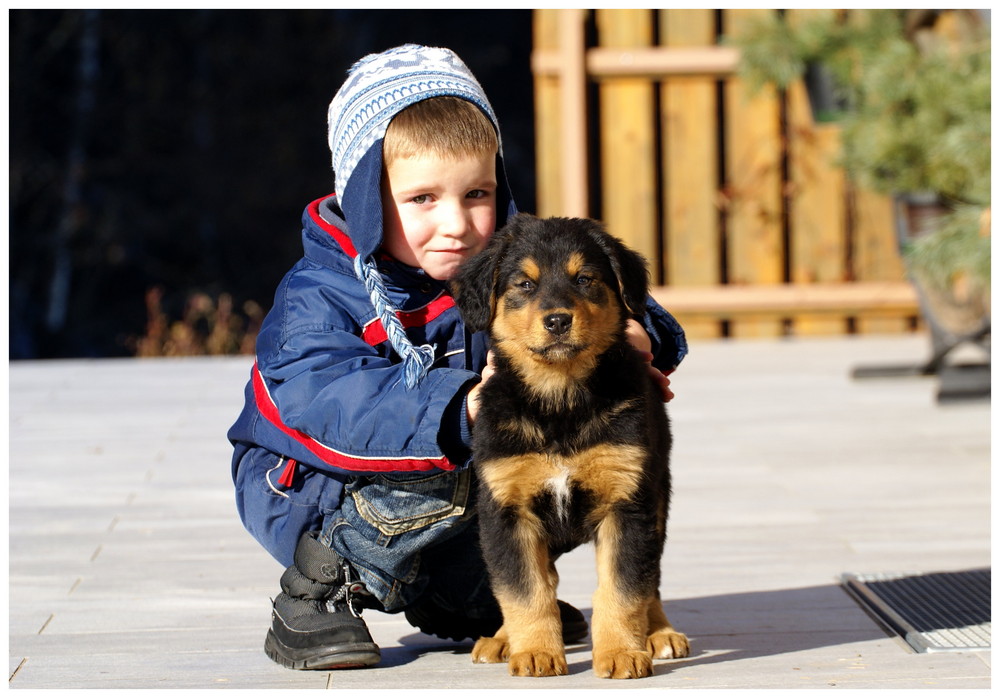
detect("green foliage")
[732,10,991,203]
[733,10,991,298]
[904,205,991,294]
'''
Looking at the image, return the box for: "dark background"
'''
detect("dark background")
[9,9,536,359]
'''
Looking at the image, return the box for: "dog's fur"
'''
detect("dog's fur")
[451,213,689,679]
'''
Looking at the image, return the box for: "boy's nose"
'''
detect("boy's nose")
[437,203,469,237]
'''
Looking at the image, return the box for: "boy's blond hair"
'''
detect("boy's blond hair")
[383,96,498,166]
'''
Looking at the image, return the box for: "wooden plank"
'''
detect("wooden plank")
[852,185,912,333]
[532,10,562,218]
[532,9,589,219]
[785,9,848,336]
[650,281,918,317]
[843,8,912,334]
[532,45,740,78]
[8,346,990,688]
[596,9,659,267]
[557,8,589,218]
[661,9,722,339]
[722,8,785,337]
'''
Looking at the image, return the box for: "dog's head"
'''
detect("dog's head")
[452,213,649,383]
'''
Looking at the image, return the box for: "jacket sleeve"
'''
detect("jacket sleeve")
[642,295,688,372]
[252,320,480,478]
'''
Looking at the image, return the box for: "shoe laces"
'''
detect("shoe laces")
[326,561,372,618]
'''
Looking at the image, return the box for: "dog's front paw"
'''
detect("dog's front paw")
[472,635,509,664]
[508,650,568,677]
[647,629,690,659]
[593,649,653,679]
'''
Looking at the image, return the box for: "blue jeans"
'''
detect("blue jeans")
[320,467,497,615]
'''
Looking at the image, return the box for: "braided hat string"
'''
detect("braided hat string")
[354,255,436,388]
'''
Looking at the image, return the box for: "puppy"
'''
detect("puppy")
[451,213,689,679]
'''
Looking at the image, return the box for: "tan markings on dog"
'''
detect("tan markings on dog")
[574,444,647,520]
[591,513,655,679]
[645,598,690,660]
[480,515,566,676]
[575,398,642,445]
[471,625,510,664]
[520,256,541,281]
[478,454,555,509]
[566,251,586,277]
[496,417,546,449]
[479,444,644,513]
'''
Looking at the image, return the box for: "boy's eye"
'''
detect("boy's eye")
[466,189,487,200]
[410,194,429,204]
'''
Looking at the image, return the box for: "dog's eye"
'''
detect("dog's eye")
[575,275,593,287]
[518,280,536,292]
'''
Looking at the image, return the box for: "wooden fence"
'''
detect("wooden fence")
[531,8,920,339]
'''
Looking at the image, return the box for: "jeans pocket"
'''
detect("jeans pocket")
[347,468,471,538]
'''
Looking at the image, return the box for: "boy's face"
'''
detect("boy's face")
[381,150,497,281]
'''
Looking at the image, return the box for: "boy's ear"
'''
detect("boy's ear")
[451,214,528,332]
[583,219,650,317]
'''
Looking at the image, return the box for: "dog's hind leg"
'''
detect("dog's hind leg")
[646,596,690,660]
[472,625,510,664]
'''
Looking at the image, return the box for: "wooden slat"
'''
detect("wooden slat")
[785,9,848,335]
[532,45,740,78]
[852,186,912,333]
[722,9,784,337]
[532,9,590,219]
[661,9,722,339]
[532,10,562,219]
[557,8,589,218]
[596,9,658,265]
[651,281,918,318]
[843,9,912,334]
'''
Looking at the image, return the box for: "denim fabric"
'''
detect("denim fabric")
[321,468,495,613]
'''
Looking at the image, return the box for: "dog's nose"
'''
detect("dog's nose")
[543,313,573,336]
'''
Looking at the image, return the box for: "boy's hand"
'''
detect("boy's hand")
[625,319,675,403]
[466,351,496,425]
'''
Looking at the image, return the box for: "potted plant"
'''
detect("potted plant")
[733,9,990,377]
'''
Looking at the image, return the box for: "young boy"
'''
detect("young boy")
[228,44,687,671]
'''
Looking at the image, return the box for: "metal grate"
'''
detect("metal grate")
[841,569,991,653]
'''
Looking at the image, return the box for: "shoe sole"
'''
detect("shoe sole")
[265,629,381,670]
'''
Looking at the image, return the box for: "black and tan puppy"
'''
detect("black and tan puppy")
[451,213,689,679]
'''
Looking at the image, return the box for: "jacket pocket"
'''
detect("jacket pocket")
[347,468,471,537]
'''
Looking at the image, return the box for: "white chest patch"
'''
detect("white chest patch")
[544,466,572,520]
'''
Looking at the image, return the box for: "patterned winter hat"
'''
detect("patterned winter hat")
[326,44,509,389]
[329,43,501,204]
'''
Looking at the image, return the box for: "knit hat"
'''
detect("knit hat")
[326,44,514,389]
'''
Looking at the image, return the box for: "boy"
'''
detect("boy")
[228,44,687,671]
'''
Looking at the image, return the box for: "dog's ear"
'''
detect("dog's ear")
[584,219,650,317]
[451,215,529,332]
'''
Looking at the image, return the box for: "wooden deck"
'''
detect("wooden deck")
[8,334,990,688]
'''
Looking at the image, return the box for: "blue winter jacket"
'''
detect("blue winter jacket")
[228,194,687,565]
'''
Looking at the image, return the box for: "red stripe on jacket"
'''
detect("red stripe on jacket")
[361,293,456,346]
[306,195,358,258]
[252,362,454,473]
